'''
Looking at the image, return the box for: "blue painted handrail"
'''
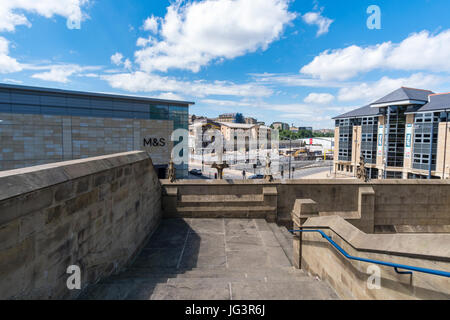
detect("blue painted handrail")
[289,229,450,278]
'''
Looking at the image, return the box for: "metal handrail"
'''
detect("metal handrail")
[289,228,450,278]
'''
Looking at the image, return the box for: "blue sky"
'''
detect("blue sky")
[1,0,450,129]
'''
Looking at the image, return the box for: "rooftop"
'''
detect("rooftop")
[370,87,433,108]
[333,105,381,120]
[333,87,450,120]
[218,122,256,129]
[0,83,195,106]
[418,92,450,113]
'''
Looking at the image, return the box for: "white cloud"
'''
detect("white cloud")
[304,92,334,104]
[156,92,185,101]
[301,29,450,80]
[337,73,446,102]
[102,71,272,98]
[135,0,296,73]
[111,52,124,66]
[302,11,333,36]
[0,0,89,32]
[0,37,22,74]
[301,43,391,80]
[200,99,252,107]
[123,59,132,71]
[111,53,132,70]
[31,64,99,83]
[136,36,156,47]
[250,72,350,88]
[142,15,159,33]
[2,78,23,84]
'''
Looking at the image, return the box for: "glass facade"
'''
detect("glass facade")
[0,89,189,123]
[385,106,406,168]
[360,116,378,164]
[336,118,355,162]
[413,112,439,172]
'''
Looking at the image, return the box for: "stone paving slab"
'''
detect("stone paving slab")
[81,218,339,300]
[186,218,225,234]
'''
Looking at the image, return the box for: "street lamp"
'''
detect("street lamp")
[289,136,292,179]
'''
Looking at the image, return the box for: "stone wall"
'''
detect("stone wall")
[298,216,450,300]
[0,112,173,171]
[0,151,162,299]
[161,179,450,230]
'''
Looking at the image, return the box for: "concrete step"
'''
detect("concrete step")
[179,194,265,208]
[167,206,276,219]
[279,224,294,243]
[268,223,294,266]
[107,266,308,282]
[80,275,338,300]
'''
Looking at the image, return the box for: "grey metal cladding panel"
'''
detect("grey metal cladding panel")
[133,112,150,119]
[10,92,40,104]
[12,104,41,114]
[113,110,130,118]
[68,107,91,116]
[0,83,194,105]
[42,106,68,115]
[0,103,11,112]
[40,93,67,107]
[0,88,10,103]
[91,109,113,118]
[112,100,132,111]
[133,102,150,112]
[90,97,113,109]
[67,97,91,109]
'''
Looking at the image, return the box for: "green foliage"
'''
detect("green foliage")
[313,131,334,138]
[278,129,334,140]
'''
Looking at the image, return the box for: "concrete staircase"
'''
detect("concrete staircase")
[163,187,278,221]
[79,218,339,300]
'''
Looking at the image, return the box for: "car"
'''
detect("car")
[248,174,264,179]
[189,169,202,176]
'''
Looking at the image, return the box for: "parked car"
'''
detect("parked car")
[248,174,264,179]
[189,169,202,176]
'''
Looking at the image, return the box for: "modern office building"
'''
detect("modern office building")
[333,87,450,179]
[0,83,193,177]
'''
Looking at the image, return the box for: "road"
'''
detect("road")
[188,162,333,180]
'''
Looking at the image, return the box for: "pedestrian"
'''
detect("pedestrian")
[281,169,284,179]
[242,170,246,179]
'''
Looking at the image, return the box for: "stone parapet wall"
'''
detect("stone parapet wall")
[298,216,450,300]
[161,179,450,230]
[0,151,162,299]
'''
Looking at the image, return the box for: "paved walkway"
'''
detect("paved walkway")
[80,218,339,300]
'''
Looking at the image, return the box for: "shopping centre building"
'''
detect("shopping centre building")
[333,87,450,179]
[0,83,193,177]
